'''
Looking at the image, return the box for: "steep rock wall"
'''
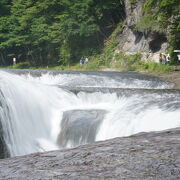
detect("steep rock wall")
[116,0,168,62]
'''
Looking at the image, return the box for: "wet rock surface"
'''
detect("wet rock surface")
[0,91,9,159]
[0,121,8,159]
[58,109,106,147]
[142,71,180,90]
[0,128,179,180]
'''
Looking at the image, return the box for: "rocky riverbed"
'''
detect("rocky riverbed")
[0,128,179,180]
[145,71,180,89]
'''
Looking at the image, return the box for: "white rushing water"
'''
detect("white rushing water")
[21,72,172,89]
[0,70,180,157]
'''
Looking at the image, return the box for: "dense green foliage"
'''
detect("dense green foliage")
[0,0,179,68]
[0,0,122,66]
[1,20,173,73]
[136,0,179,31]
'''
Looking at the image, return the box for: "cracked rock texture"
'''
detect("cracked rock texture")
[0,128,179,180]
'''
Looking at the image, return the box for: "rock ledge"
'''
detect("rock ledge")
[0,128,180,180]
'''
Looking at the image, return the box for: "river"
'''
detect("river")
[0,69,180,158]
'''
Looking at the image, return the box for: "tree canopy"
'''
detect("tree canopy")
[0,0,179,66]
[0,0,122,65]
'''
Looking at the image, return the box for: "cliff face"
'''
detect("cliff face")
[116,0,168,62]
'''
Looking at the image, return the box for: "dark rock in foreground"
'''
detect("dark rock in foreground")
[0,128,180,180]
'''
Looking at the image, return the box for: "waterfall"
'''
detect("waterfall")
[0,70,180,157]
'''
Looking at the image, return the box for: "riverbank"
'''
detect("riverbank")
[144,71,180,89]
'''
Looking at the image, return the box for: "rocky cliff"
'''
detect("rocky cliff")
[0,128,179,179]
[116,0,169,62]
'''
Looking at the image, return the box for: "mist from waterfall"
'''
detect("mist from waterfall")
[0,70,180,157]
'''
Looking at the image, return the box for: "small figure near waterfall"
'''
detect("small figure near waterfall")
[13,57,16,65]
[159,53,169,65]
[162,53,166,64]
[166,54,170,64]
[85,57,89,65]
[80,57,85,66]
[159,53,163,64]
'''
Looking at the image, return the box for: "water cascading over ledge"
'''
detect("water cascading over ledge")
[0,69,180,158]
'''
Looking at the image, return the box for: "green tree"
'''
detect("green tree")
[0,0,123,66]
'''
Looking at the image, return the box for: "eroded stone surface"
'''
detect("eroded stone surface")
[0,128,179,180]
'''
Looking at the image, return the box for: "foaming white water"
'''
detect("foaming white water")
[0,71,78,156]
[96,95,180,141]
[0,70,179,157]
[21,72,172,89]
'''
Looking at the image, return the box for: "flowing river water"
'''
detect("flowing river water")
[0,69,180,158]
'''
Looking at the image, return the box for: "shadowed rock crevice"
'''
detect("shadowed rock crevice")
[0,91,10,159]
[0,122,9,159]
[149,33,167,53]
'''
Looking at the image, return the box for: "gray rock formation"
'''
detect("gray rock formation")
[0,121,8,159]
[116,0,168,62]
[58,109,106,148]
[0,91,9,159]
[0,128,179,180]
